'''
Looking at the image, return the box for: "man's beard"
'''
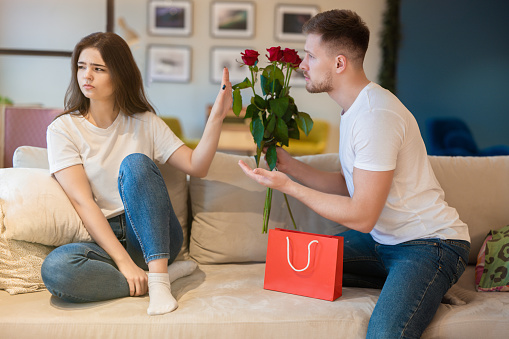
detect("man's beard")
[305,71,333,93]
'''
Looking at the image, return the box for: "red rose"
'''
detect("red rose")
[266,46,284,62]
[282,48,302,68]
[241,49,260,66]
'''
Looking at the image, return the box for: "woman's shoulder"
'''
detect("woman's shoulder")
[48,112,83,130]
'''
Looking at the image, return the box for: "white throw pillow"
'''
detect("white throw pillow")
[0,168,92,246]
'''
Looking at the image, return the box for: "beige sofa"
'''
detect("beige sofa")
[1,147,509,339]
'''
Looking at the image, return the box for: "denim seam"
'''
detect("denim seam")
[344,256,380,263]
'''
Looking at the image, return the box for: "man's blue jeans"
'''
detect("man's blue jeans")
[41,154,183,302]
[340,230,470,339]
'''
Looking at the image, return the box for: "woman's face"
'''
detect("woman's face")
[77,47,115,103]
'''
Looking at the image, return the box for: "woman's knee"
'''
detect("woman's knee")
[41,245,81,293]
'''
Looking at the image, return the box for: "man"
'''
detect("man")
[238,9,470,339]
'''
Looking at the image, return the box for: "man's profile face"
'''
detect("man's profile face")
[300,33,334,94]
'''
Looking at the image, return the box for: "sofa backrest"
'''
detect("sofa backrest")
[189,153,509,265]
[12,146,509,265]
[428,156,509,264]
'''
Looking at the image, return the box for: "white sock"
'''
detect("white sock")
[167,260,197,283]
[147,273,178,316]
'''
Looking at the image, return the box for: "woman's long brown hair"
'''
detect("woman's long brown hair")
[59,32,155,118]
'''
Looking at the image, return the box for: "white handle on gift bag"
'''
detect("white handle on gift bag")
[286,236,319,272]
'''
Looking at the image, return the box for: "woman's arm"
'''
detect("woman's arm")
[166,68,232,177]
[54,165,148,297]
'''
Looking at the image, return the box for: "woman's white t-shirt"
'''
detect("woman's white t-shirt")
[47,111,184,219]
[339,82,470,245]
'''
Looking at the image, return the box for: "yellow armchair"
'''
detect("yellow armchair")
[283,119,329,156]
[160,117,200,149]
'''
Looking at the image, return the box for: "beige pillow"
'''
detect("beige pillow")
[189,152,347,264]
[0,235,54,295]
[0,168,92,245]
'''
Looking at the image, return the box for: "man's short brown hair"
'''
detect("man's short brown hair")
[302,9,370,66]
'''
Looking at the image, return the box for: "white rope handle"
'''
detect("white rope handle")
[286,236,319,272]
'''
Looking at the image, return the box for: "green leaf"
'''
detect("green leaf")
[288,119,300,139]
[274,117,289,146]
[260,74,269,96]
[283,102,298,122]
[232,77,252,90]
[250,116,264,148]
[232,89,243,116]
[266,114,276,134]
[269,97,289,119]
[244,103,258,119]
[297,112,314,136]
[263,66,285,86]
[252,94,267,110]
[266,144,277,171]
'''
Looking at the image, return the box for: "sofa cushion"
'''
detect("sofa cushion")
[189,152,347,264]
[1,264,509,339]
[11,145,190,260]
[428,156,509,264]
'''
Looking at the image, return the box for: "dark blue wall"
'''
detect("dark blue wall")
[396,0,509,150]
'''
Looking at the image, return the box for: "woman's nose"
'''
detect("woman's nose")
[83,68,92,79]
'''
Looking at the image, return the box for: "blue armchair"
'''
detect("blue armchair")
[426,117,509,156]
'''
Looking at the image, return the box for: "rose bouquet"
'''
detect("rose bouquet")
[232,47,314,233]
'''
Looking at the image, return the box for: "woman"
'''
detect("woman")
[41,32,232,315]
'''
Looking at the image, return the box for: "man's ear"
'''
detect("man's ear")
[335,55,346,73]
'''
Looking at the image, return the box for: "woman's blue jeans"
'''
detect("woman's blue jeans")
[41,154,183,302]
[339,230,470,339]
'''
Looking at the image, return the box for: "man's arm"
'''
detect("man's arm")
[270,147,349,196]
[238,160,393,233]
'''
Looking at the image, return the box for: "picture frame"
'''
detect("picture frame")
[210,47,251,84]
[147,45,191,84]
[148,1,192,36]
[275,4,319,41]
[211,2,255,38]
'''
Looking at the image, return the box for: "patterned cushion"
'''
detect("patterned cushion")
[0,235,54,295]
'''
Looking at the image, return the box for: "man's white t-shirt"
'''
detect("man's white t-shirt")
[47,111,184,219]
[339,82,470,245]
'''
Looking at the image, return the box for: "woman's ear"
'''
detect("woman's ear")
[335,55,346,73]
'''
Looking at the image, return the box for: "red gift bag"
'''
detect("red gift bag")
[264,228,343,301]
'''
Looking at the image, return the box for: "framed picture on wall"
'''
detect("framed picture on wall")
[148,1,192,36]
[275,4,319,41]
[211,2,255,38]
[210,47,251,84]
[147,45,191,83]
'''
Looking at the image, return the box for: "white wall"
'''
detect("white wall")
[0,0,385,153]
